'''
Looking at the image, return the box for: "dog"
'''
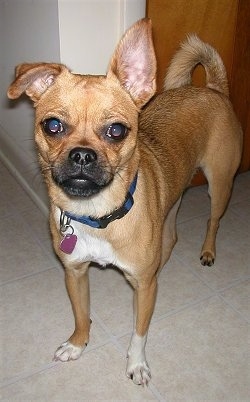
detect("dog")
[8,18,242,385]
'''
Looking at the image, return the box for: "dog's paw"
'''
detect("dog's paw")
[126,361,151,386]
[200,251,215,267]
[126,333,151,385]
[53,341,86,362]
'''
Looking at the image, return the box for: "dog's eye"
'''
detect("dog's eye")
[106,123,128,141]
[42,118,65,136]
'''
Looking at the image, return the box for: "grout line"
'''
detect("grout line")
[173,247,250,295]
[227,203,250,224]
[150,293,217,324]
[218,293,250,324]
[170,252,217,294]
[148,383,167,402]
[177,211,210,226]
[186,265,250,295]
[90,310,128,356]
[0,266,60,287]
[149,278,250,326]
[153,264,250,325]
[1,361,59,388]
[1,337,114,389]
[214,276,250,293]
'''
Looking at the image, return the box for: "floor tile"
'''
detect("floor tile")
[120,296,249,401]
[1,269,108,382]
[0,162,37,217]
[174,209,250,291]
[230,198,250,222]
[221,279,250,322]
[0,213,57,283]
[154,256,213,318]
[2,344,157,401]
[21,206,60,267]
[177,185,210,224]
[89,265,134,337]
[230,171,250,204]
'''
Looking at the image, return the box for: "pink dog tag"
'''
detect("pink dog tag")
[60,234,77,254]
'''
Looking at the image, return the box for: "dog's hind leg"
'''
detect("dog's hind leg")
[199,107,242,266]
[54,263,91,361]
[200,167,236,266]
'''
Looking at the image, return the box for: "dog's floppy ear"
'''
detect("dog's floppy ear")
[107,18,157,108]
[7,63,65,102]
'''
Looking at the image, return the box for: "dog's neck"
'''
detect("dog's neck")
[60,173,138,230]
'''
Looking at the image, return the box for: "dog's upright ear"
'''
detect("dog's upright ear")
[107,18,157,108]
[7,63,65,102]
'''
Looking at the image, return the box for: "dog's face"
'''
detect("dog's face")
[8,19,156,211]
[34,70,140,198]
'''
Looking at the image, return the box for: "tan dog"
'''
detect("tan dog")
[8,19,242,385]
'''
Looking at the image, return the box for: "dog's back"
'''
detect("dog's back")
[139,34,242,205]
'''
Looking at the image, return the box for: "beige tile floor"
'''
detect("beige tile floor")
[0,160,249,401]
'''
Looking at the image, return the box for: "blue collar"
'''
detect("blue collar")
[61,173,138,229]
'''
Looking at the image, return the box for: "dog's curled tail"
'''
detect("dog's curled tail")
[164,34,229,97]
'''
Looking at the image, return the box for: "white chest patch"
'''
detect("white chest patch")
[55,208,134,274]
[65,226,117,266]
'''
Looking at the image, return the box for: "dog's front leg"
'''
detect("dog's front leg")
[54,262,91,362]
[126,275,157,385]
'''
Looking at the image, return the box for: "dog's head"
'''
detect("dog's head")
[8,19,156,214]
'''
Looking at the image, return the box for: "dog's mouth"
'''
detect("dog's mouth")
[49,147,114,198]
[52,171,112,198]
[58,175,106,197]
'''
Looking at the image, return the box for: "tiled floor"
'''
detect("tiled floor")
[1,160,249,401]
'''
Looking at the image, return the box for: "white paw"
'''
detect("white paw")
[126,333,151,385]
[53,341,85,362]
[126,360,151,385]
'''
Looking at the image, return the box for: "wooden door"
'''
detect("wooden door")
[147,0,250,185]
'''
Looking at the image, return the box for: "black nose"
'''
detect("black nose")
[69,147,97,166]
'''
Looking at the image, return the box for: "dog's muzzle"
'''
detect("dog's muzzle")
[52,147,112,197]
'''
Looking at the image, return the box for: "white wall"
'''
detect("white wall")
[0,0,61,212]
[58,0,146,74]
[0,0,146,212]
